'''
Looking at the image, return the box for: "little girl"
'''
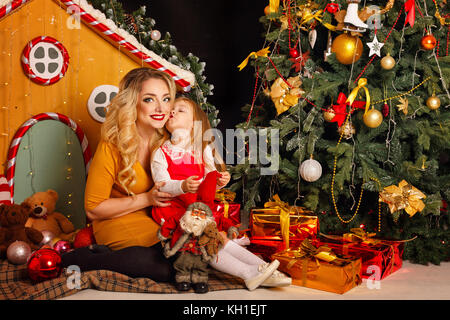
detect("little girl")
[151,96,291,291]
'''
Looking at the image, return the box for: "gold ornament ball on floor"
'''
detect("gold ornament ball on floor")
[426,95,441,110]
[331,33,363,65]
[363,109,383,128]
[380,54,396,70]
[323,108,335,122]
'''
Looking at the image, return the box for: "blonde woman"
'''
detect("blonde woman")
[62,68,177,281]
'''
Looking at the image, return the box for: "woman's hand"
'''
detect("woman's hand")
[147,181,174,207]
[217,171,231,188]
[182,176,201,193]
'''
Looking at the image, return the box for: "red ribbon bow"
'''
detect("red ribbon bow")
[330,93,366,127]
[404,0,415,27]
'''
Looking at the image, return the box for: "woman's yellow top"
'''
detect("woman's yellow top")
[85,141,160,250]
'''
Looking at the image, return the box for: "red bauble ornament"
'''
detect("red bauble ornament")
[73,225,96,249]
[324,3,340,14]
[27,248,62,283]
[382,103,389,117]
[420,34,437,50]
[289,48,300,58]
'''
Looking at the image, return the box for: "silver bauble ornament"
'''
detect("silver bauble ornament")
[299,157,322,182]
[7,241,32,265]
[150,30,161,41]
[40,230,55,246]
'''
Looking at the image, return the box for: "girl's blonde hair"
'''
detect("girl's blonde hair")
[101,68,176,194]
[175,96,226,172]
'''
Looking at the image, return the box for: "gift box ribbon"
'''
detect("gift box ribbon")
[264,194,291,249]
[320,229,416,276]
[215,189,236,218]
[283,239,348,267]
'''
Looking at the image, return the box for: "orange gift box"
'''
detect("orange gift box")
[250,207,318,241]
[272,239,362,294]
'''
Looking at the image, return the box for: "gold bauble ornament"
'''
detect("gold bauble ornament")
[323,108,335,122]
[380,53,396,70]
[426,95,441,110]
[331,33,363,65]
[363,109,383,128]
[338,122,356,139]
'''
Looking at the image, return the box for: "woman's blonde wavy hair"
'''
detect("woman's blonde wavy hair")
[101,68,176,194]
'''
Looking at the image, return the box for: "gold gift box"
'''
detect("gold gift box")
[272,249,362,294]
[250,207,318,241]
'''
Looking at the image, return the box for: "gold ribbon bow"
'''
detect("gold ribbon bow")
[237,47,271,71]
[284,239,348,268]
[267,75,305,115]
[299,9,336,31]
[379,180,426,217]
[343,228,380,245]
[215,189,236,218]
[346,78,371,115]
[264,194,291,249]
[299,239,338,263]
[269,0,280,14]
[215,189,236,202]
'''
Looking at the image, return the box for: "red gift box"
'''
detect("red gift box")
[313,232,405,280]
[214,189,241,225]
[213,201,241,225]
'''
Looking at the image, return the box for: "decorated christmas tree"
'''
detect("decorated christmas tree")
[230,0,450,264]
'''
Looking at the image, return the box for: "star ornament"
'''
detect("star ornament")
[366,35,384,57]
[396,97,409,115]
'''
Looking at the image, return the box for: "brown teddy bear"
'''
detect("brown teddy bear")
[198,221,225,257]
[0,203,43,258]
[24,190,76,241]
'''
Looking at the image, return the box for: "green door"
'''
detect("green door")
[13,120,87,229]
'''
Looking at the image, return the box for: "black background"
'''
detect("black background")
[122,0,266,131]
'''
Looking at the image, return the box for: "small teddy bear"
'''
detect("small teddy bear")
[24,190,76,241]
[0,203,43,258]
[198,222,225,257]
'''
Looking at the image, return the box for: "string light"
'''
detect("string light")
[331,114,383,232]
[371,77,431,106]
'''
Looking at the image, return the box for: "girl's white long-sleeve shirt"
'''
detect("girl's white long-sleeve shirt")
[151,138,217,196]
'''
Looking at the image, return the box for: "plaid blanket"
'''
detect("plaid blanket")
[0,260,245,300]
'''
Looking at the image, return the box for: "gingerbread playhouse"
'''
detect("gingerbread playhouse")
[0,0,195,227]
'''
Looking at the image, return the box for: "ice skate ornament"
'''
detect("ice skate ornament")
[333,0,395,35]
[343,0,368,33]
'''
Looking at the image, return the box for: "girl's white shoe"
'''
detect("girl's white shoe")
[261,264,292,287]
[244,259,280,291]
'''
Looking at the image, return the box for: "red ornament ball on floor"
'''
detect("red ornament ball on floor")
[27,248,62,283]
[73,225,96,249]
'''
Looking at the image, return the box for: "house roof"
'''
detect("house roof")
[0,0,195,92]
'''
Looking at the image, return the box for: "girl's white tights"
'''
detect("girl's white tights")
[209,239,266,280]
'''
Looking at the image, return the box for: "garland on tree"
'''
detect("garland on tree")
[230,0,450,265]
